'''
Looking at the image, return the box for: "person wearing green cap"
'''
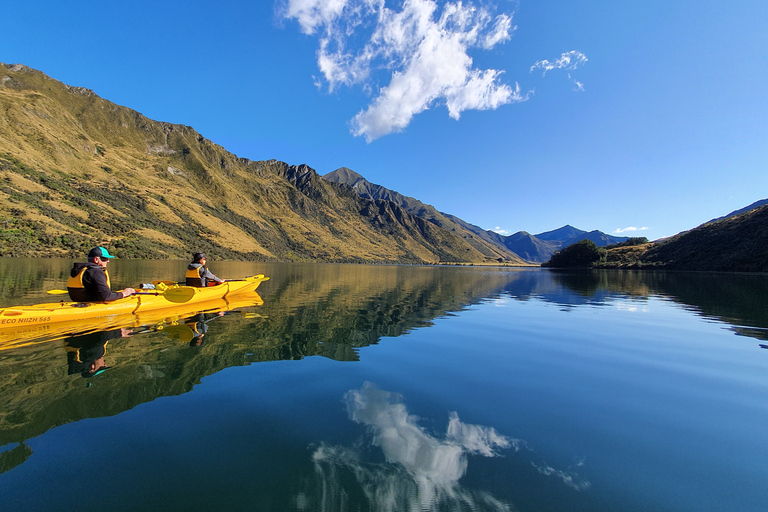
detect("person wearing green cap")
[66,246,136,302]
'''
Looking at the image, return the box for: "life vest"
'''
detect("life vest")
[67,264,111,302]
[185,264,204,287]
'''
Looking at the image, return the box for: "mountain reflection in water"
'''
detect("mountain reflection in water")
[2,263,768,450]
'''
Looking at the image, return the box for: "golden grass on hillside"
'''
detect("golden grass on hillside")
[193,213,273,256]
[0,63,529,263]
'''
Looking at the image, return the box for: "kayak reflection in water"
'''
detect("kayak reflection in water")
[65,328,132,378]
[163,312,226,347]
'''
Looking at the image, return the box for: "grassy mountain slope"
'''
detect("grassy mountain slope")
[0,63,518,264]
[595,203,768,271]
[639,204,768,272]
[707,198,768,224]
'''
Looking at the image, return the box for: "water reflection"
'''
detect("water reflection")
[303,383,590,511]
[2,259,767,345]
[65,328,132,378]
[543,270,768,341]
[496,270,614,308]
[0,442,31,475]
[2,262,768,482]
[0,293,267,448]
[162,312,226,347]
[307,382,514,511]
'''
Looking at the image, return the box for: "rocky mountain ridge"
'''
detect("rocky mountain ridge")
[323,168,627,262]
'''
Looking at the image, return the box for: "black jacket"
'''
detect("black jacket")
[68,262,122,302]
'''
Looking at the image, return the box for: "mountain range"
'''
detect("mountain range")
[0,62,765,270]
[323,167,629,262]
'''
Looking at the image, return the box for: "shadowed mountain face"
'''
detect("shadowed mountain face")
[499,231,560,263]
[535,225,586,242]
[534,226,627,249]
[0,64,523,265]
[323,168,526,264]
[640,204,768,272]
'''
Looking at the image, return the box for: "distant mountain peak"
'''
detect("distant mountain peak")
[325,167,364,184]
[535,225,586,242]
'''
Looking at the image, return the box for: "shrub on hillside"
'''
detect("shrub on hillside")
[542,239,606,268]
[606,237,649,249]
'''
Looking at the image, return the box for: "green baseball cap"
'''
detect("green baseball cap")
[88,246,115,259]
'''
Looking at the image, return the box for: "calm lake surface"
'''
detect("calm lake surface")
[1,259,767,511]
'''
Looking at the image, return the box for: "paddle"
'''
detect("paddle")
[46,289,161,296]
[161,287,196,303]
[220,275,268,283]
[45,287,195,303]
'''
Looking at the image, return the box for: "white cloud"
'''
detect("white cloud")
[282,0,526,141]
[613,226,649,234]
[280,0,345,35]
[569,74,585,91]
[493,226,511,235]
[530,50,588,76]
[530,50,588,91]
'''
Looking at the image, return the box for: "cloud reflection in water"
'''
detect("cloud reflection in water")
[303,382,525,511]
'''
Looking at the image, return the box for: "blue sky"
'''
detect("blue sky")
[3,0,766,239]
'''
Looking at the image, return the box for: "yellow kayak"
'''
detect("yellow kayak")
[0,275,268,347]
[0,291,266,351]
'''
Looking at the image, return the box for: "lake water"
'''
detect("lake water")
[0,259,767,511]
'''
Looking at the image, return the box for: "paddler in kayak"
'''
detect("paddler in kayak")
[186,252,226,287]
[67,246,136,302]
